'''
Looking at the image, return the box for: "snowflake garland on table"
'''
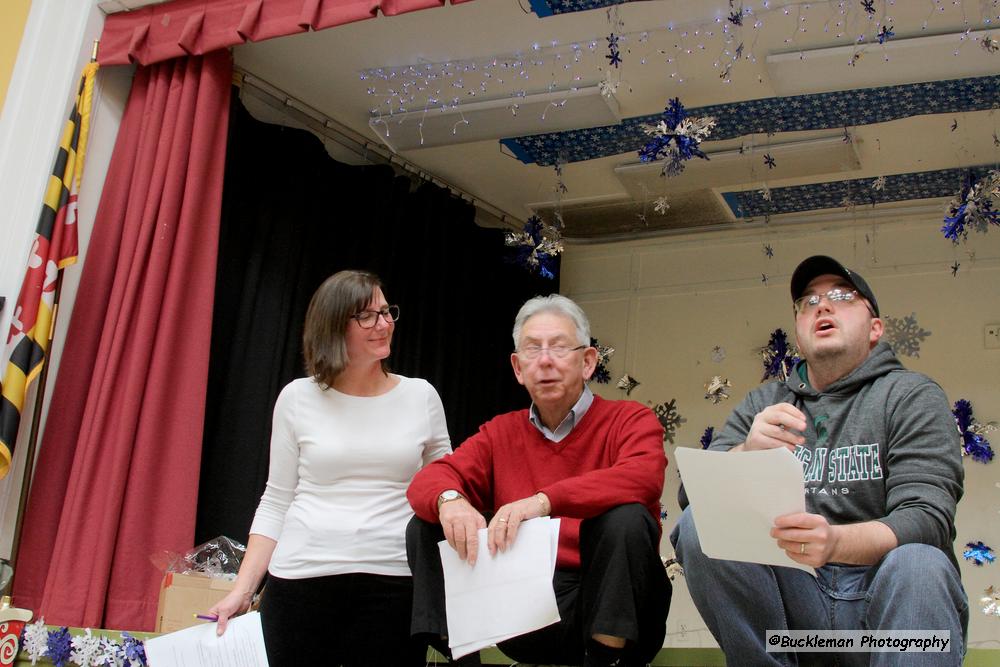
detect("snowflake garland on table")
[21,620,147,667]
[760,328,801,382]
[590,337,615,384]
[47,627,72,667]
[616,374,640,396]
[964,541,996,566]
[638,98,716,177]
[941,170,1000,243]
[22,619,49,664]
[700,426,715,449]
[983,586,1000,618]
[704,376,732,404]
[882,312,931,358]
[952,399,996,464]
[69,629,102,667]
[505,215,563,279]
[651,398,686,444]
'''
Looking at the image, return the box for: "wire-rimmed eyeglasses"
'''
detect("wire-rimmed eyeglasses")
[793,289,866,315]
[352,305,399,328]
[516,344,587,360]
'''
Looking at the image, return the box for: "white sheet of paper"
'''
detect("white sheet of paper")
[145,611,269,667]
[675,447,814,575]
[440,517,561,659]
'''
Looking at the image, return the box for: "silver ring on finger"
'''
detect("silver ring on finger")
[498,518,508,523]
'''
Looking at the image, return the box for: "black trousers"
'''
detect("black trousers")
[407,504,671,666]
[259,572,425,667]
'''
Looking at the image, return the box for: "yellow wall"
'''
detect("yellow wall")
[0,0,32,112]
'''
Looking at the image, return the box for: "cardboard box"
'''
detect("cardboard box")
[155,571,236,633]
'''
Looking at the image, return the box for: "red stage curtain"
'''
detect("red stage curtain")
[12,50,231,631]
[98,0,476,66]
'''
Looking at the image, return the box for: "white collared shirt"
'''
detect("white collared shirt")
[528,385,594,443]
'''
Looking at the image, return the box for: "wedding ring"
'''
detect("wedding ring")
[800,542,807,555]
[498,518,508,523]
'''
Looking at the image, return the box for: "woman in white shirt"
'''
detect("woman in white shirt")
[209,270,451,666]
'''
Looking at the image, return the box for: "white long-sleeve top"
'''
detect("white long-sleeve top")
[250,375,451,578]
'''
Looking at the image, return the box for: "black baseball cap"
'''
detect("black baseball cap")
[790,255,879,317]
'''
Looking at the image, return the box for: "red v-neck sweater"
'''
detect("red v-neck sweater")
[407,395,667,569]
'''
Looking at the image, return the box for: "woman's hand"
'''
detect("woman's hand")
[207,588,253,636]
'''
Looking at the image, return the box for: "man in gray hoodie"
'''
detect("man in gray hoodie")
[672,255,966,666]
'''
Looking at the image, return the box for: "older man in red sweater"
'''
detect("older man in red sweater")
[406,295,670,667]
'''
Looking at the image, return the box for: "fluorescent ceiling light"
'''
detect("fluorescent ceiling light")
[766,29,996,95]
[368,85,620,153]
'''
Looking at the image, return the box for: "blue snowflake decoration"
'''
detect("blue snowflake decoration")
[760,328,801,382]
[941,170,1000,243]
[728,10,743,27]
[47,627,72,667]
[953,399,996,464]
[764,153,776,169]
[700,426,715,450]
[121,631,148,665]
[964,541,996,566]
[638,98,716,177]
[861,0,876,15]
[590,337,615,384]
[505,215,563,279]
[606,33,621,68]
[877,25,894,44]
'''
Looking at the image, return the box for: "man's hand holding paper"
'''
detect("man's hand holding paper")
[438,517,561,659]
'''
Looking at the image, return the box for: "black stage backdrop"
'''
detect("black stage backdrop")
[195,97,556,545]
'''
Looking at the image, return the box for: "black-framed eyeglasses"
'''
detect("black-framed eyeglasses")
[516,344,587,360]
[352,304,399,329]
[793,289,860,315]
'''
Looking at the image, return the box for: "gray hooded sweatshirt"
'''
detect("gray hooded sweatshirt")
[710,341,964,567]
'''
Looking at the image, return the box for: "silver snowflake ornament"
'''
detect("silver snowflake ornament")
[983,586,1000,618]
[617,374,640,396]
[654,196,670,214]
[704,376,732,404]
[883,312,931,358]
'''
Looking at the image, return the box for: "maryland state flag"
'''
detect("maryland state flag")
[0,62,98,479]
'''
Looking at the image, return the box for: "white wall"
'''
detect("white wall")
[561,207,1000,649]
[0,0,128,559]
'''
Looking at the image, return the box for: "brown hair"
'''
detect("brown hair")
[303,270,389,387]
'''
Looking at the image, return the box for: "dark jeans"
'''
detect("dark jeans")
[407,504,672,666]
[259,572,425,667]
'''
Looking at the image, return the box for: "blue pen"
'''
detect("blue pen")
[194,613,219,622]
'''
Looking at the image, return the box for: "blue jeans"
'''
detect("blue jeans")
[671,508,968,666]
